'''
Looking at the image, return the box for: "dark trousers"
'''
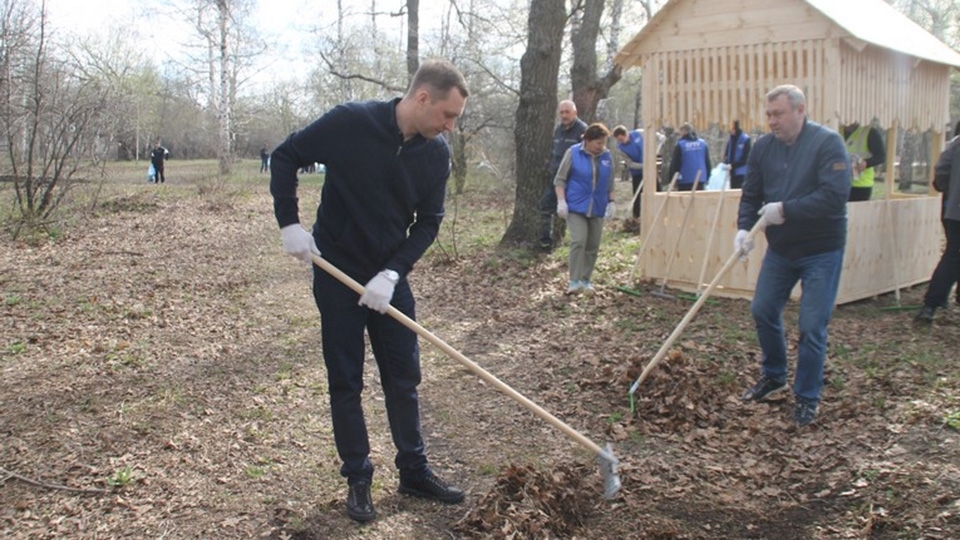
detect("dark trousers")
[630,170,644,219]
[260,157,269,173]
[152,162,165,183]
[312,266,428,485]
[538,183,558,246]
[848,186,872,202]
[730,174,745,190]
[923,218,960,308]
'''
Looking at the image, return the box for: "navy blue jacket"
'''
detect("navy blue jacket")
[739,119,851,260]
[270,98,449,282]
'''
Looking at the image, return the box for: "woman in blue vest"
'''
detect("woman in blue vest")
[668,123,711,191]
[554,123,616,294]
[723,120,751,189]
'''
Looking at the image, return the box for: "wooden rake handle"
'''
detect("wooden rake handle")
[628,220,764,396]
[311,254,611,460]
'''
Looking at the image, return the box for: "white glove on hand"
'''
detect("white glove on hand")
[359,271,396,314]
[758,202,785,227]
[557,200,569,219]
[605,202,616,219]
[722,163,732,171]
[734,229,754,261]
[280,224,318,265]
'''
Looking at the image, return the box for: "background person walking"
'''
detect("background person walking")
[554,123,615,294]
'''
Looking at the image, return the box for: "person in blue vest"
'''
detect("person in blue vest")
[668,123,711,191]
[723,120,752,189]
[613,125,645,219]
[539,100,588,251]
[270,59,469,523]
[554,123,615,294]
[735,84,850,427]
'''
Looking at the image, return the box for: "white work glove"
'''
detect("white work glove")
[359,271,397,314]
[280,224,318,265]
[722,163,732,171]
[758,202,785,228]
[557,200,569,219]
[605,202,616,219]
[734,229,754,261]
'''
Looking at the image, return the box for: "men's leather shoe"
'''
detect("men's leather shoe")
[346,481,376,522]
[398,471,464,504]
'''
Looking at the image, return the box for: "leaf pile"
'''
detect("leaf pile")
[452,463,599,539]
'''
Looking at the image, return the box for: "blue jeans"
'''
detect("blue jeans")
[312,267,428,485]
[751,248,844,402]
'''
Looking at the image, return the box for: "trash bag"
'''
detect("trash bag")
[705,164,728,191]
[147,163,156,183]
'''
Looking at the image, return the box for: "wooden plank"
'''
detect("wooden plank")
[637,193,944,305]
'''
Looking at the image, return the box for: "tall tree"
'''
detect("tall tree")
[569,0,623,123]
[500,0,565,248]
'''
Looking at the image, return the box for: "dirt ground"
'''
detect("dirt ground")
[1,170,959,539]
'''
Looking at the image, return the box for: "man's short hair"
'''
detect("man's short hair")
[766,84,806,109]
[612,125,628,138]
[408,59,469,100]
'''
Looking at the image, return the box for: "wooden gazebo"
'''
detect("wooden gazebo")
[614,0,960,304]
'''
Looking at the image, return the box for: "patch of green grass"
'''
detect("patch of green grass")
[945,410,960,430]
[607,412,624,423]
[5,341,26,355]
[479,463,499,476]
[107,466,134,487]
[3,294,21,306]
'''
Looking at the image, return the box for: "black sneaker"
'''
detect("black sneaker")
[741,375,788,402]
[398,471,464,504]
[914,305,936,324]
[794,398,819,427]
[346,480,376,523]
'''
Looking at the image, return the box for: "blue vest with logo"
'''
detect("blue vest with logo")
[566,144,613,217]
[617,130,644,164]
[729,132,749,176]
[678,138,708,186]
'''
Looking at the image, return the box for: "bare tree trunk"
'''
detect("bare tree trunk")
[406,0,419,82]
[570,0,621,123]
[500,0,565,249]
[216,0,232,175]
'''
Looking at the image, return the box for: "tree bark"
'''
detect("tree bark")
[570,0,622,123]
[500,0,565,249]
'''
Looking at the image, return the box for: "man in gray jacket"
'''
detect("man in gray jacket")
[914,131,960,323]
[735,84,851,427]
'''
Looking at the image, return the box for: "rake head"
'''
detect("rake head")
[598,443,622,499]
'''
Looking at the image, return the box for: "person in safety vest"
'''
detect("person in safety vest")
[843,122,886,202]
[668,123,711,191]
[723,120,752,189]
[554,123,616,295]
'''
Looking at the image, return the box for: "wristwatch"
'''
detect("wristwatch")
[380,269,400,284]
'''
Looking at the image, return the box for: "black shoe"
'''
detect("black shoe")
[914,305,936,324]
[538,240,553,253]
[741,375,788,402]
[398,471,464,504]
[794,398,819,427]
[346,481,376,522]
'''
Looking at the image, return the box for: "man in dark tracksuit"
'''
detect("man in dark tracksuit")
[150,142,168,183]
[270,59,468,523]
[539,100,587,251]
[736,84,850,428]
[914,132,960,323]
